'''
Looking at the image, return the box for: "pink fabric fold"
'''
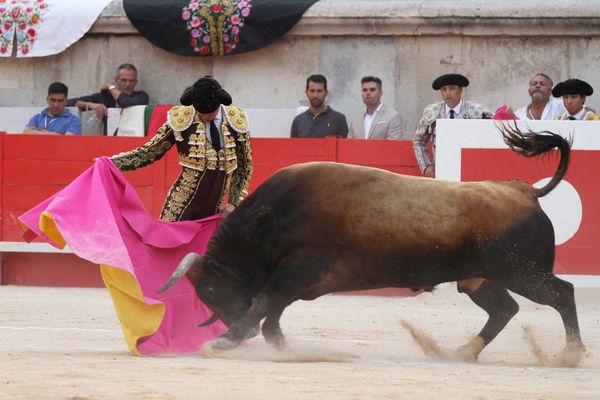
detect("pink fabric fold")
[19,157,227,355]
[494,104,519,120]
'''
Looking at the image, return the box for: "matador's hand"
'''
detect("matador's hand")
[220,203,236,221]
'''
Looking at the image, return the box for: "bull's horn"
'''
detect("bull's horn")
[198,314,219,327]
[157,252,202,294]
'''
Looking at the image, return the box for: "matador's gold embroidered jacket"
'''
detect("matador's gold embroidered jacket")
[110,105,253,221]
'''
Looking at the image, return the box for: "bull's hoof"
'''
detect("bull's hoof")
[244,324,261,340]
[209,336,240,351]
[453,336,485,363]
[453,345,478,362]
[264,333,287,350]
[556,343,586,368]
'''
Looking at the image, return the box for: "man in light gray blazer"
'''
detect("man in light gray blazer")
[348,76,405,140]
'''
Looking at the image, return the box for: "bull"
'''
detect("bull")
[159,125,585,365]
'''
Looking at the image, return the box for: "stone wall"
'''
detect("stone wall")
[1,0,599,136]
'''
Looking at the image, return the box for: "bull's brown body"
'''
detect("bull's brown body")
[160,126,585,365]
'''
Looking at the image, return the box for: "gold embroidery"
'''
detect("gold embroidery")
[167,105,195,132]
[161,105,252,213]
[223,105,249,133]
[557,112,600,121]
[218,174,233,211]
[176,116,240,173]
[111,104,252,219]
[160,168,203,222]
[228,131,253,206]
[111,124,175,171]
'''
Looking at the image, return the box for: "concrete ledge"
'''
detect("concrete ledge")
[289,17,600,37]
[0,242,72,254]
[92,0,600,37]
[303,0,600,19]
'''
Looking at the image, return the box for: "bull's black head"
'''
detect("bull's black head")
[187,256,253,328]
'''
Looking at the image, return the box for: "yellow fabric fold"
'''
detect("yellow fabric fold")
[39,211,66,248]
[100,265,166,356]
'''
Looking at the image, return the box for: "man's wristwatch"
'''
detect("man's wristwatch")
[108,85,116,91]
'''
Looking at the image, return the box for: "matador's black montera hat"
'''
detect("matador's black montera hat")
[181,76,233,113]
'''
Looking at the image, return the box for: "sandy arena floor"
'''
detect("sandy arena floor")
[1,284,599,400]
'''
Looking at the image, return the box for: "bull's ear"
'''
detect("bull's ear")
[202,258,224,277]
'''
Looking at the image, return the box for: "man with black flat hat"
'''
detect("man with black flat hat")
[414,74,494,306]
[109,76,253,221]
[413,73,492,177]
[552,78,600,121]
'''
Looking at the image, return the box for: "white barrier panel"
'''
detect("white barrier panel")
[244,108,297,138]
[1,106,297,138]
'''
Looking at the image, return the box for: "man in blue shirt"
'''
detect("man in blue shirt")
[24,82,82,135]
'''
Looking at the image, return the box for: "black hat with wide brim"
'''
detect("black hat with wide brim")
[552,79,594,97]
[432,74,470,90]
[183,76,233,113]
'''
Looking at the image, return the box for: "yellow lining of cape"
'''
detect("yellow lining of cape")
[100,265,166,356]
[39,211,66,249]
[37,211,165,356]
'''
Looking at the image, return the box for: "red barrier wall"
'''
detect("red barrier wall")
[0,132,3,241]
[0,134,420,287]
[3,133,599,289]
[462,148,600,276]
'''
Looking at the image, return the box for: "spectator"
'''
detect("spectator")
[552,79,600,120]
[348,76,405,140]
[290,74,348,138]
[514,73,565,120]
[24,82,81,135]
[413,73,492,178]
[68,63,149,133]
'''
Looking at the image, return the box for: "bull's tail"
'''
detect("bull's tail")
[499,123,572,198]
[157,252,201,294]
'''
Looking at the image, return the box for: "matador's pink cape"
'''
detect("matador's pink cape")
[18,157,227,355]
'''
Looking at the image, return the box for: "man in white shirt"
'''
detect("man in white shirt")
[348,76,404,140]
[413,73,492,178]
[552,79,600,121]
[514,73,565,120]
